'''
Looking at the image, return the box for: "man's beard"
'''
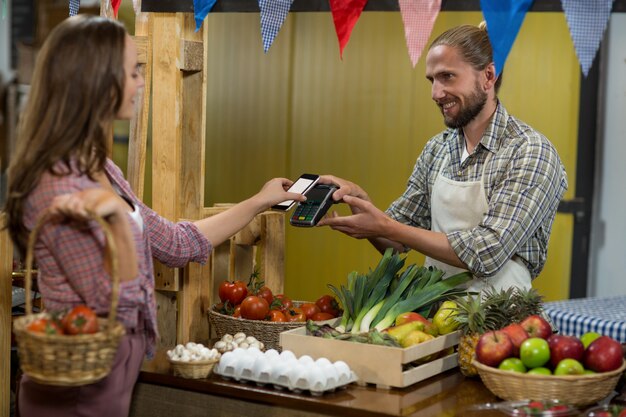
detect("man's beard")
[442,85,487,129]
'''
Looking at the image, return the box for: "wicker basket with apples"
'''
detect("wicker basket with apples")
[471,311,626,407]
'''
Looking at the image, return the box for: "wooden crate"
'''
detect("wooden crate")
[280,327,460,389]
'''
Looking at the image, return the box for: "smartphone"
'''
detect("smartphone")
[272,173,320,211]
[290,184,338,227]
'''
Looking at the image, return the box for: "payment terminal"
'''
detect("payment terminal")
[290,184,338,227]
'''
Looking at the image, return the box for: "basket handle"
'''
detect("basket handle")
[24,209,120,330]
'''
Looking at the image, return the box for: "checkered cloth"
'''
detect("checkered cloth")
[399,0,441,68]
[260,0,294,53]
[544,295,626,342]
[69,0,80,16]
[561,0,614,76]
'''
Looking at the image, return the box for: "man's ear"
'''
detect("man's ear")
[483,62,497,90]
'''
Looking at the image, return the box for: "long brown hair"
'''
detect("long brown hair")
[3,15,127,253]
[429,22,503,93]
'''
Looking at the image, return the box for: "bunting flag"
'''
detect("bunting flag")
[111,0,122,17]
[2,0,7,19]
[399,0,441,68]
[481,0,532,76]
[329,0,368,58]
[260,0,294,53]
[194,0,218,31]
[561,0,614,77]
[69,0,80,16]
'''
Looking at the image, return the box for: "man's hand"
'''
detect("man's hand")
[317,195,392,239]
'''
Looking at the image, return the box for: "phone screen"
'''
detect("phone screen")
[272,175,319,210]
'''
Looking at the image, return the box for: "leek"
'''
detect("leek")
[373,271,472,331]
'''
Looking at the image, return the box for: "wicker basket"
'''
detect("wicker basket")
[473,359,626,407]
[208,301,325,351]
[13,211,126,386]
[169,358,219,379]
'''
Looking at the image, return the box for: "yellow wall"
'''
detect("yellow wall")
[199,12,579,302]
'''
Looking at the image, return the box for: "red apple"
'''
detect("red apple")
[520,315,552,340]
[547,334,584,368]
[583,336,624,372]
[475,330,514,368]
[501,323,529,356]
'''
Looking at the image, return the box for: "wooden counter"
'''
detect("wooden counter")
[129,366,502,417]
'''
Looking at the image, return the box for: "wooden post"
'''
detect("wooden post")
[0,217,13,416]
[128,1,152,201]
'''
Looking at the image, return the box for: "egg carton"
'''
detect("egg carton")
[213,347,357,395]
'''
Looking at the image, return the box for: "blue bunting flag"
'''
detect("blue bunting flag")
[194,0,218,32]
[561,0,614,77]
[481,0,533,76]
[259,0,294,53]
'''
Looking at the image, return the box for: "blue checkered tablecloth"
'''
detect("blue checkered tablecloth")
[544,295,626,343]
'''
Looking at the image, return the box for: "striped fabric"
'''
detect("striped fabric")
[386,103,567,279]
[544,296,626,342]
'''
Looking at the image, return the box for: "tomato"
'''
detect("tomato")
[268,310,287,322]
[27,318,64,335]
[311,312,334,321]
[273,294,293,311]
[240,296,270,320]
[218,280,248,305]
[618,409,626,417]
[286,307,306,322]
[315,295,341,317]
[299,303,320,320]
[255,286,274,306]
[62,305,99,335]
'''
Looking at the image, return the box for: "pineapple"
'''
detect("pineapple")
[454,292,506,376]
[453,286,546,377]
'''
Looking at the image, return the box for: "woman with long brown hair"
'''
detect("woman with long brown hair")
[4,15,304,416]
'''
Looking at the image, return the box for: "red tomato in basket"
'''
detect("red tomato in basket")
[311,312,335,321]
[268,310,287,322]
[27,318,64,335]
[286,307,307,322]
[255,286,274,306]
[240,296,269,320]
[218,280,248,305]
[273,294,293,311]
[299,303,320,320]
[62,305,99,335]
[315,295,341,317]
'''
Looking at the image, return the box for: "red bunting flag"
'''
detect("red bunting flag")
[399,0,441,67]
[329,0,369,58]
[111,0,122,17]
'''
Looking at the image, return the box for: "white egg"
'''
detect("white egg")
[174,345,185,356]
[217,351,237,377]
[287,363,309,390]
[279,350,296,362]
[233,354,256,381]
[306,364,327,393]
[333,361,351,385]
[297,355,314,366]
[319,363,338,388]
[264,349,280,360]
[269,360,292,387]
[251,355,273,383]
[314,357,332,367]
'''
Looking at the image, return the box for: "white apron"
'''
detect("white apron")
[424,153,531,293]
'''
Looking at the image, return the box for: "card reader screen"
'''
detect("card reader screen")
[304,186,332,202]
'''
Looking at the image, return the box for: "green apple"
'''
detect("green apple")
[498,358,527,373]
[580,331,601,349]
[583,369,596,375]
[527,367,552,375]
[554,358,585,375]
[520,337,550,369]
